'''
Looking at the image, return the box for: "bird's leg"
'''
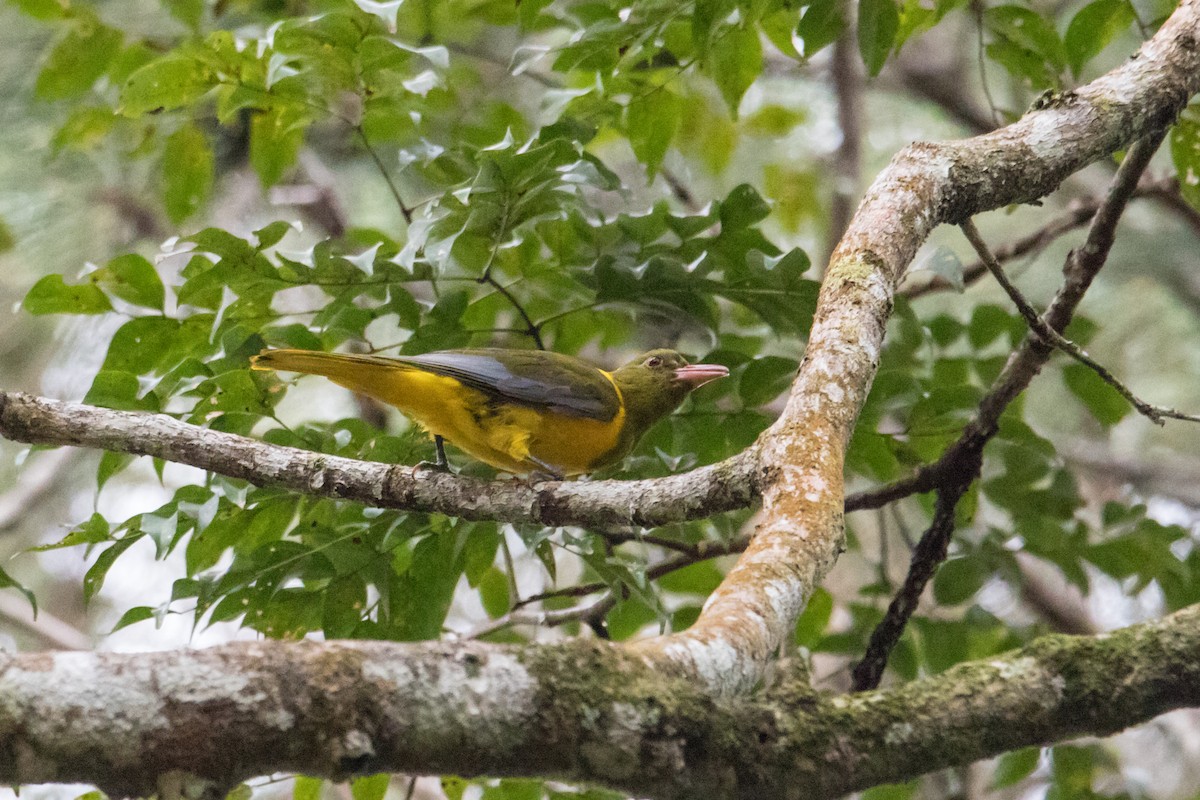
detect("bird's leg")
[414,435,452,473]
[524,455,564,482]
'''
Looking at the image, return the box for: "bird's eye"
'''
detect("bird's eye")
[645,356,663,368]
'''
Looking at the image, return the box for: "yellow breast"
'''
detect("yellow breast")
[361,368,626,475]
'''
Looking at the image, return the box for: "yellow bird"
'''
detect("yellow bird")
[250,347,729,477]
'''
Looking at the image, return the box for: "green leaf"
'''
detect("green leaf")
[709,25,762,116]
[1170,114,1200,212]
[794,587,833,647]
[24,274,113,315]
[1061,362,1130,427]
[92,254,165,310]
[112,605,156,632]
[1051,745,1097,795]
[796,0,846,57]
[932,556,986,605]
[720,183,772,230]
[993,747,1041,788]
[0,217,13,253]
[627,88,683,176]
[164,125,215,223]
[51,106,117,153]
[984,6,1066,87]
[858,0,899,76]
[85,371,159,412]
[36,22,123,100]
[0,564,37,618]
[251,108,305,188]
[968,304,1022,349]
[120,57,213,116]
[11,0,69,20]
[861,781,918,800]
[1064,0,1135,76]
[478,566,511,619]
[350,775,389,800]
[739,356,797,405]
[293,777,323,800]
[164,0,205,29]
[255,221,297,250]
[84,535,142,604]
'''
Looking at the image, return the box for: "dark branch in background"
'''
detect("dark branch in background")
[963,218,1200,425]
[893,43,997,135]
[268,150,351,238]
[901,177,1176,300]
[852,453,982,690]
[1063,437,1200,508]
[1140,176,1200,238]
[826,9,864,264]
[660,167,701,212]
[476,274,547,350]
[846,131,1167,687]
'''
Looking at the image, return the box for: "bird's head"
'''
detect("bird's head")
[611,349,729,428]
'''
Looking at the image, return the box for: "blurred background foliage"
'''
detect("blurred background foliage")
[2,0,1200,799]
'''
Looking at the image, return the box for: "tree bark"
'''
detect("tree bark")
[0,606,1196,800]
[0,0,1199,793]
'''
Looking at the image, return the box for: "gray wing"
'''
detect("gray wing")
[399,349,619,421]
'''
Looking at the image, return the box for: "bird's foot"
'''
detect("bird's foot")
[412,435,453,475]
[413,459,452,474]
[525,456,565,483]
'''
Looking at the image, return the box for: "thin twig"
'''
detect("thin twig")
[847,133,1168,687]
[593,527,701,555]
[354,126,414,225]
[477,274,546,350]
[464,591,615,639]
[902,178,1175,299]
[961,217,1200,426]
[850,134,1171,514]
[852,474,978,691]
[515,535,751,609]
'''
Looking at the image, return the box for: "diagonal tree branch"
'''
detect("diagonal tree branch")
[647,0,1200,694]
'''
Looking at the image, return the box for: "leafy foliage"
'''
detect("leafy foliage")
[6,0,1200,798]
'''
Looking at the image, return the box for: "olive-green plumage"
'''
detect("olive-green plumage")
[251,347,728,477]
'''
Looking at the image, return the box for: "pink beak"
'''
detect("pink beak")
[674,363,730,387]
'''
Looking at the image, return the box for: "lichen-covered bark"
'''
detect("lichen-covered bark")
[644,0,1200,695]
[1,1,1199,793]
[0,607,1196,799]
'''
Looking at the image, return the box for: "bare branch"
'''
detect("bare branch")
[0,392,760,530]
[962,214,1200,426]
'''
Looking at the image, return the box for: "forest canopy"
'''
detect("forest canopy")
[0,0,1199,798]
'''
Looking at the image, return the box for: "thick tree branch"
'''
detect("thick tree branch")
[0,606,1196,799]
[0,0,1197,708]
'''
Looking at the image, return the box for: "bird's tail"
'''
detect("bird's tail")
[251,349,410,399]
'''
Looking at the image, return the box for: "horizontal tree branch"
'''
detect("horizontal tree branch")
[0,606,1196,800]
[0,391,759,530]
